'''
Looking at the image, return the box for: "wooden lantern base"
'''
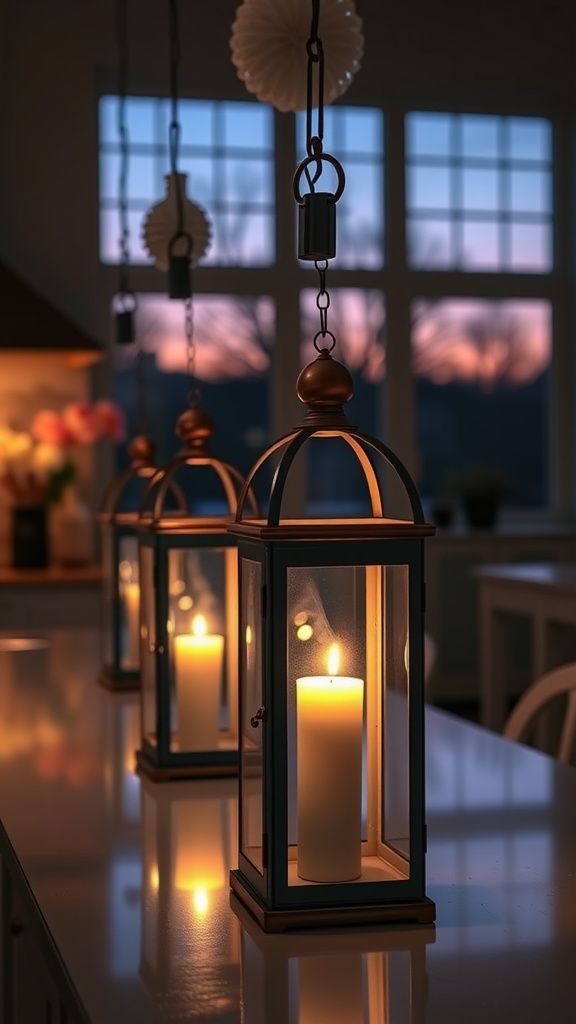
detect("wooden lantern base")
[98,667,140,693]
[135,747,238,782]
[230,870,436,933]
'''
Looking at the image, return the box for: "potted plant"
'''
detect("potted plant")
[445,467,512,530]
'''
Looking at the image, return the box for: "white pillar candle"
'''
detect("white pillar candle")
[174,614,223,751]
[296,644,364,882]
[121,581,141,670]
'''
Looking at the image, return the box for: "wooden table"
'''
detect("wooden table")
[476,562,576,731]
[2,627,576,1022]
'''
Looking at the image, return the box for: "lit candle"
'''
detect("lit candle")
[121,581,140,670]
[174,614,224,751]
[296,643,364,882]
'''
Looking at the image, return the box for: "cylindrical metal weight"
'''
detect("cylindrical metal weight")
[168,255,192,299]
[298,192,336,261]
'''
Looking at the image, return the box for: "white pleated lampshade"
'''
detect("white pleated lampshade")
[142,173,212,272]
[230,0,364,113]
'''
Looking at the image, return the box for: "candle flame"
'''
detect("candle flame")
[245,625,252,646]
[149,865,160,892]
[192,614,207,638]
[326,643,340,676]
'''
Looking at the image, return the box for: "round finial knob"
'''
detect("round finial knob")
[297,349,354,407]
[128,435,156,465]
[176,407,215,446]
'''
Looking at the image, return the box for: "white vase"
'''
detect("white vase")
[50,484,94,566]
[141,173,212,271]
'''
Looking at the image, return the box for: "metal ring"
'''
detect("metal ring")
[168,230,193,258]
[293,153,346,204]
[313,330,336,353]
[116,290,137,314]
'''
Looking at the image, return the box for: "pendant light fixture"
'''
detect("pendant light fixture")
[229,0,436,931]
[142,0,211,298]
[135,288,258,780]
[230,0,364,113]
[100,0,170,692]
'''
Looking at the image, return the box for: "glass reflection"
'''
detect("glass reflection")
[140,777,240,1019]
[235,896,433,1024]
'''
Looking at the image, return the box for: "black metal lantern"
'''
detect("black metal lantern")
[136,406,257,781]
[233,891,433,1024]
[228,349,436,931]
[140,775,240,1017]
[100,437,166,691]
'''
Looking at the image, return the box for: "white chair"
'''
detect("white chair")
[503,662,576,764]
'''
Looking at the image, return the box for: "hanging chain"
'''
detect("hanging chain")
[116,0,133,303]
[168,0,184,237]
[185,297,200,407]
[305,0,325,185]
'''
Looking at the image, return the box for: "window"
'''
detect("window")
[406,113,552,272]
[99,98,561,517]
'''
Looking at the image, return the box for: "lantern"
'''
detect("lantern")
[233,892,433,1024]
[136,407,256,781]
[140,775,240,1017]
[99,436,168,691]
[228,349,436,930]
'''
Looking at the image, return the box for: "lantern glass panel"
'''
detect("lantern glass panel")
[167,547,228,753]
[383,565,410,860]
[239,558,264,874]
[140,544,157,744]
[286,563,411,888]
[118,534,140,671]
[287,565,367,888]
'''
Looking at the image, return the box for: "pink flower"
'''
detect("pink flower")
[93,400,126,443]
[30,410,73,446]
[61,401,102,445]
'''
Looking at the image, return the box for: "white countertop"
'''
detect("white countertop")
[0,628,575,1022]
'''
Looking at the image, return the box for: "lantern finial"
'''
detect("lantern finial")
[176,407,215,449]
[296,348,354,429]
[127,435,156,466]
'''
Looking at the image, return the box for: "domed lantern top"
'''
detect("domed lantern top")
[233,347,431,538]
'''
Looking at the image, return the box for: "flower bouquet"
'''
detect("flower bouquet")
[0,400,125,567]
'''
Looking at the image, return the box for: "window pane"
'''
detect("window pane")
[407,166,451,210]
[406,111,553,272]
[412,298,551,509]
[508,118,551,162]
[113,294,274,507]
[462,168,499,211]
[508,170,550,215]
[460,115,500,159]
[510,223,550,271]
[461,221,500,269]
[406,114,451,157]
[407,218,452,267]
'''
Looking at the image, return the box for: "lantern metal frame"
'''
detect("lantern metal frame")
[136,408,258,782]
[99,437,172,691]
[228,349,436,931]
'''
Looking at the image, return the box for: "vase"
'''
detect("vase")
[11,505,48,569]
[50,484,94,566]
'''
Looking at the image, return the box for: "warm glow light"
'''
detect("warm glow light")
[192,888,209,915]
[297,624,314,641]
[192,614,207,638]
[178,595,193,611]
[327,643,341,676]
[245,625,252,645]
[294,611,308,627]
[118,559,133,582]
[169,578,186,596]
[150,865,160,892]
